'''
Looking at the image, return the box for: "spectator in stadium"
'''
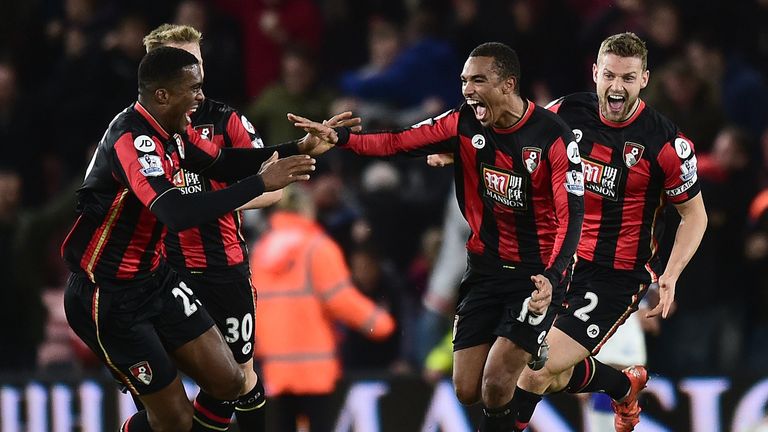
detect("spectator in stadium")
[0,167,76,372]
[250,184,395,432]
[246,45,335,145]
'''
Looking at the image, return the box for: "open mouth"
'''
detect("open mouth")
[467,99,487,121]
[606,94,626,113]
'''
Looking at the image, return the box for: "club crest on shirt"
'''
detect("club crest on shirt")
[129,361,153,385]
[194,124,214,141]
[481,164,527,210]
[623,142,644,168]
[522,147,542,173]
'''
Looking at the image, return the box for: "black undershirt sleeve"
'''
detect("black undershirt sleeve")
[198,140,301,182]
[149,174,265,232]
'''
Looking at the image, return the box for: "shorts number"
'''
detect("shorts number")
[172,281,201,317]
[516,297,546,326]
[225,313,254,344]
[573,291,598,322]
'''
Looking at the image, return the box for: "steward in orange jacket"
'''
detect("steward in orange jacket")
[251,203,395,397]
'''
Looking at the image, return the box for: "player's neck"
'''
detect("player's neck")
[495,96,527,128]
[494,95,527,129]
[138,98,177,135]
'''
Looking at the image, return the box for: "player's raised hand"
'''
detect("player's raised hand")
[288,113,338,156]
[427,153,455,167]
[647,274,677,319]
[529,274,553,315]
[259,154,316,191]
[324,111,362,132]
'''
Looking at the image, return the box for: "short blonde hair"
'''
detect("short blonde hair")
[143,24,202,52]
[598,32,648,70]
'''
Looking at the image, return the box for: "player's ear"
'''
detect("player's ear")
[154,88,169,105]
[503,76,516,95]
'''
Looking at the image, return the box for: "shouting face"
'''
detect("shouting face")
[166,64,204,132]
[461,56,515,128]
[593,53,649,122]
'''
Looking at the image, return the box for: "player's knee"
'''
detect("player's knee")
[208,367,245,400]
[454,382,481,406]
[481,378,510,408]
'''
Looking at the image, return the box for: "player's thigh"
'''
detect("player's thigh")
[64,272,184,396]
[451,271,507,403]
[170,325,244,399]
[178,269,257,365]
[153,270,243,398]
[554,262,647,356]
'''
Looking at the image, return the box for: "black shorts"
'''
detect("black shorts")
[554,260,648,355]
[64,263,214,396]
[176,264,256,364]
[453,266,568,356]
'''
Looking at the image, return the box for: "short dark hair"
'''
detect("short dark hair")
[598,32,648,70]
[469,42,521,87]
[138,46,199,95]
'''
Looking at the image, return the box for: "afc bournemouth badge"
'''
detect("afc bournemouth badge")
[522,147,542,173]
[130,361,153,385]
[623,142,644,168]
[194,124,214,141]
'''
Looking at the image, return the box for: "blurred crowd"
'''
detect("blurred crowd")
[1,0,767,382]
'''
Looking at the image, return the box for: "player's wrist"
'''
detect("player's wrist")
[334,126,350,146]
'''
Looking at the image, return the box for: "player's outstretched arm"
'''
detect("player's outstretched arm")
[647,193,707,318]
[151,155,315,232]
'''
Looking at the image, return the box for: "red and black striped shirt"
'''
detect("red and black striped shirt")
[549,92,701,282]
[61,102,221,282]
[336,102,584,286]
[163,98,263,272]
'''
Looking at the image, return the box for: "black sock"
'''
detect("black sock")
[191,390,234,431]
[565,357,630,400]
[480,398,515,432]
[234,379,267,431]
[121,410,152,432]
[513,387,542,430]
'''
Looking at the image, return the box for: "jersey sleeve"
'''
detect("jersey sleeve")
[179,126,222,172]
[657,133,701,204]
[336,109,460,157]
[111,133,175,208]
[226,110,265,149]
[543,134,584,286]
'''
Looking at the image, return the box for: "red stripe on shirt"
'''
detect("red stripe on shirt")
[614,158,651,270]
[492,148,521,262]
[116,206,162,278]
[578,143,613,262]
[460,134,485,255]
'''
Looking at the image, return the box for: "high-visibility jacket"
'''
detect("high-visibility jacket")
[251,212,395,395]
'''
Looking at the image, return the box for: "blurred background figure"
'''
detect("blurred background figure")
[0,167,76,372]
[246,45,335,144]
[250,184,395,432]
[213,0,323,99]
